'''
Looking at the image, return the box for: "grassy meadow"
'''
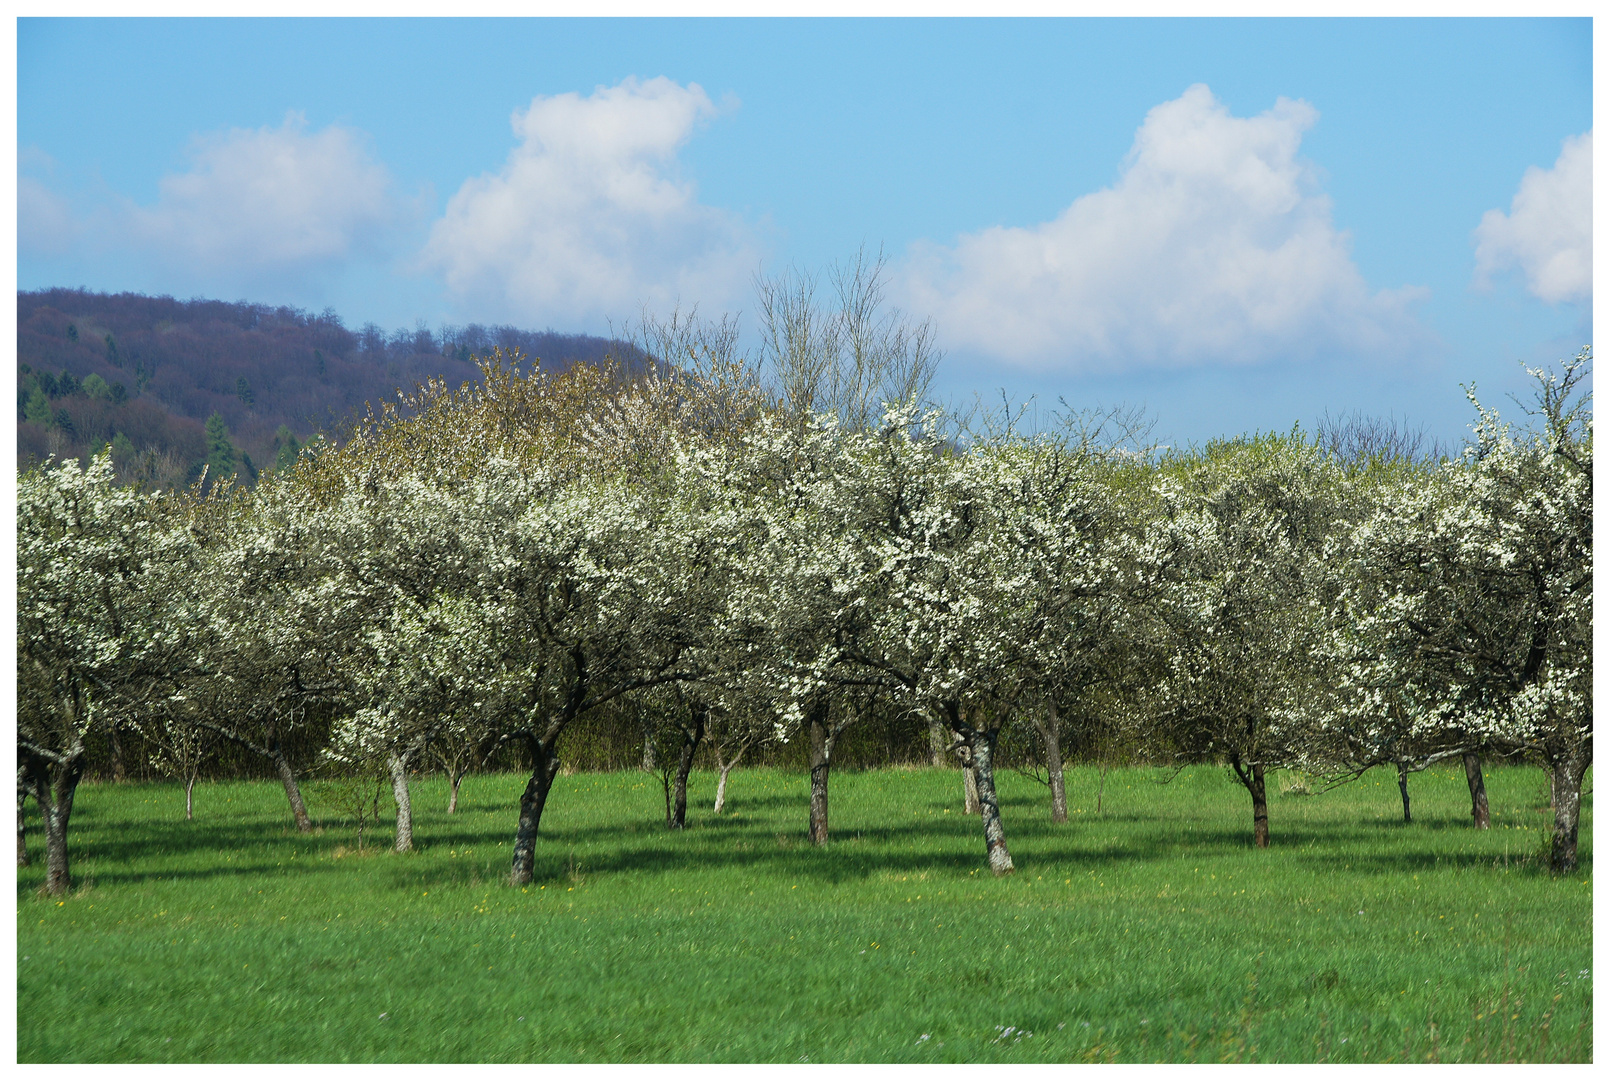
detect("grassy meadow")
[17,762,1591,1062]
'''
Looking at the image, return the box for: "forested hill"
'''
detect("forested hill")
[17,288,627,487]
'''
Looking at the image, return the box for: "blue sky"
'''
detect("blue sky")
[17,18,1592,448]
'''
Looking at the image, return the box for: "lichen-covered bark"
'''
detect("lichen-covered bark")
[970,734,1014,876]
[1549,747,1589,873]
[388,752,414,853]
[1463,753,1490,829]
[509,741,562,886]
[28,754,84,897]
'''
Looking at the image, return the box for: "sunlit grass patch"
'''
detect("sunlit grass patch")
[17,762,1590,1062]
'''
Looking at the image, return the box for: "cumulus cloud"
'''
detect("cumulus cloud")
[420,76,760,327]
[1473,130,1592,304]
[19,148,78,256]
[900,84,1427,373]
[125,114,404,275]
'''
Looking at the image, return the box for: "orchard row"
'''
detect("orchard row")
[18,344,1590,895]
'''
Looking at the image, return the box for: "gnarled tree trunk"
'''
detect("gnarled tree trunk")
[668,705,706,830]
[1549,746,1590,873]
[28,753,84,897]
[388,751,414,853]
[510,739,562,886]
[1231,753,1270,848]
[1463,753,1490,829]
[970,732,1015,875]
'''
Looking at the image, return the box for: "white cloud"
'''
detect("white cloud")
[1473,130,1592,304]
[899,84,1427,373]
[19,178,77,255]
[126,114,404,275]
[420,76,760,327]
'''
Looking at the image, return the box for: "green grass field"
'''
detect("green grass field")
[17,762,1591,1062]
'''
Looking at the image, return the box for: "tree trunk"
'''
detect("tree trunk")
[185,775,196,821]
[1040,703,1068,823]
[17,773,29,868]
[808,704,832,845]
[970,733,1015,876]
[928,715,948,768]
[1397,760,1412,823]
[509,741,562,886]
[448,770,462,814]
[714,765,734,814]
[713,741,747,814]
[388,752,414,853]
[273,751,313,833]
[1231,754,1270,848]
[30,758,83,897]
[669,707,706,830]
[641,726,659,772]
[1463,753,1490,829]
[108,722,127,783]
[1548,747,1589,874]
[1251,764,1269,848]
[961,750,981,815]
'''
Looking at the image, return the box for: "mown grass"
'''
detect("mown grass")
[17,762,1591,1062]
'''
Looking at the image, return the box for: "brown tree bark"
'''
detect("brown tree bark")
[1230,753,1270,848]
[1549,747,1589,873]
[807,701,833,845]
[388,751,414,853]
[1038,702,1068,823]
[970,733,1015,876]
[1396,760,1413,823]
[668,705,706,830]
[1463,753,1490,829]
[509,740,562,886]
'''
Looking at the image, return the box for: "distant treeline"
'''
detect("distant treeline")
[17,288,630,487]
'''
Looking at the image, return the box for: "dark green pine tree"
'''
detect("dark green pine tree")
[236,376,255,407]
[204,412,238,483]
